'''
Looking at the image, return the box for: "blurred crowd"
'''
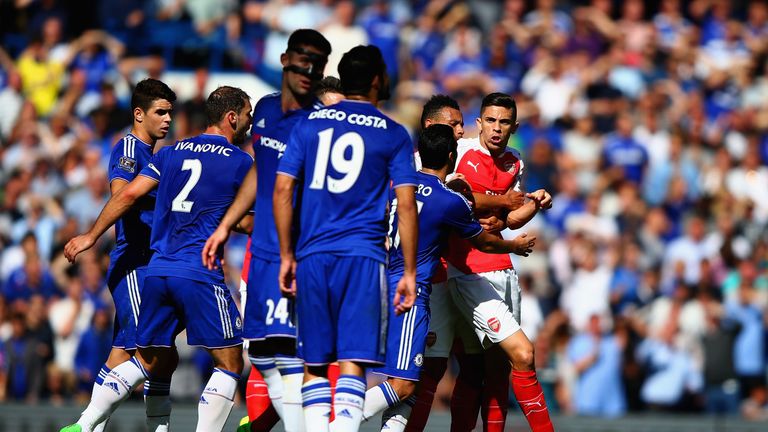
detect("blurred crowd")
[1,0,768,421]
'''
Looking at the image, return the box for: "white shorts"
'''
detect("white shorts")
[448,269,521,349]
[425,281,483,357]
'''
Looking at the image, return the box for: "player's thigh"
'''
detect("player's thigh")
[243,256,296,341]
[449,273,521,349]
[170,277,243,349]
[335,256,388,366]
[425,281,457,358]
[137,275,182,348]
[376,288,430,381]
[482,269,521,325]
[108,266,145,350]
[295,254,335,365]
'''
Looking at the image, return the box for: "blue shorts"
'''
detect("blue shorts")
[243,256,296,340]
[375,282,431,381]
[295,254,387,366]
[137,276,243,349]
[107,266,145,350]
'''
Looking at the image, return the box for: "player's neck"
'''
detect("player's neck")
[282,88,313,112]
[479,138,504,158]
[130,128,156,148]
[203,125,233,143]
[420,167,448,182]
[346,94,376,105]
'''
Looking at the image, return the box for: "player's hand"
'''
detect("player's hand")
[279,255,297,298]
[526,189,552,209]
[479,214,505,233]
[64,234,96,263]
[511,232,536,257]
[393,273,416,315]
[504,188,525,210]
[202,226,230,270]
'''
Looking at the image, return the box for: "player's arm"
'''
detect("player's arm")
[274,173,298,298]
[234,214,254,235]
[203,163,257,269]
[505,189,552,230]
[393,185,418,315]
[469,231,536,256]
[473,188,525,213]
[64,176,158,262]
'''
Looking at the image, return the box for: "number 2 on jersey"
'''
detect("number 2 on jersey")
[171,159,202,213]
[310,128,364,193]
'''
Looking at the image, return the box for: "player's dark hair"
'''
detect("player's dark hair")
[480,92,517,120]
[287,29,332,56]
[338,45,388,98]
[315,76,343,99]
[420,94,460,128]
[418,124,457,170]
[131,78,176,112]
[205,86,250,126]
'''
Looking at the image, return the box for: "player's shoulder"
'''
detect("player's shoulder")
[431,176,473,213]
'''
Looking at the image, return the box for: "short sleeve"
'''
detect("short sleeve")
[108,137,139,183]
[443,193,483,239]
[139,146,169,182]
[276,119,306,179]
[389,126,417,188]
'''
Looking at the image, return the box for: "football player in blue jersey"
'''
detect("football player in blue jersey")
[63,78,177,432]
[202,29,331,432]
[61,86,254,432]
[272,45,418,432]
[361,124,536,431]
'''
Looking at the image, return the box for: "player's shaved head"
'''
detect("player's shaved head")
[420,95,460,128]
[131,78,176,112]
[418,124,457,170]
[205,86,250,126]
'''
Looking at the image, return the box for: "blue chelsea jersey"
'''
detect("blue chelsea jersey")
[107,134,157,270]
[278,100,418,263]
[387,172,483,301]
[249,92,319,259]
[139,134,253,283]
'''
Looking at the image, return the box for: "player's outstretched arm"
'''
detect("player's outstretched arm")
[393,185,418,315]
[505,188,552,230]
[202,164,257,269]
[273,173,297,298]
[64,176,157,262]
[469,231,537,256]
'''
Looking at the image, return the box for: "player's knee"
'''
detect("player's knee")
[389,379,416,400]
[510,341,534,371]
[211,347,245,375]
[422,357,448,381]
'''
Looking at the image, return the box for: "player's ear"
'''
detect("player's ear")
[511,121,519,134]
[134,107,143,123]
[280,52,288,67]
[475,116,482,129]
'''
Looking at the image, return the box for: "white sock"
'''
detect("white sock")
[302,377,331,432]
[277,356,305,432]
[380,396,415,432]
[79,358,147,430]
[90,365,112,432]
[251,356,284,417]
[330,375,366,432]
[196,368,239,432]
[145,379,172,432]
[363,381,400,421]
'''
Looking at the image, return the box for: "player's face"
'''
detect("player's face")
[426,107,464,140]
[232,101,253,145]
[477,105,518,157]
[140,99,173,141]
[282,45,328,96]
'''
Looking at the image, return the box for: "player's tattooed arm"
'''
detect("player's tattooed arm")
[393,185,418,315]
[64,176,158,262]
[203,164,257,269]
[469,231,536,256]
[274,174,298,298]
